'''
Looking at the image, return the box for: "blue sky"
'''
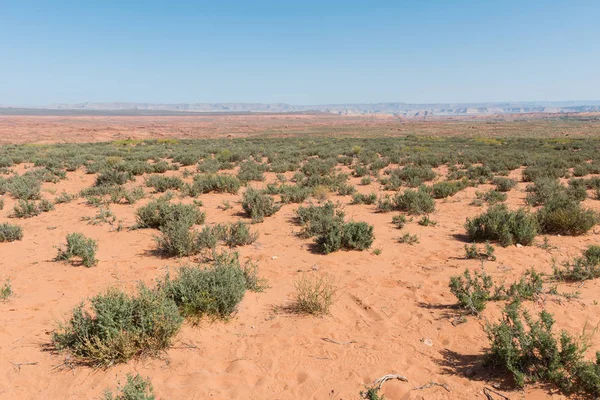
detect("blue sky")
[1,0,599,105]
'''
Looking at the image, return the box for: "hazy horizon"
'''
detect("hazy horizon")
[2,1,600,105]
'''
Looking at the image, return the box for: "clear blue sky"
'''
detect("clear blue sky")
[1,0,599,105]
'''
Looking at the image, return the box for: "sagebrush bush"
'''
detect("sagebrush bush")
[475,189,507,205]
[279,184,311,204]
[55,233,98,267]
[316,221,374,254]
[159,252,251,320]
[394,187,435,215]
[296,201,345,238]
[449,269,495,314]
[237,161,266,182]
[0,279,13,301]
[222,221,258,247]
[242,188,280,223]
[486,300,600,395]
[102,374,156,400]
[554,245,600,282]
[95,170,133,186]
[493,177,517,192]
[144,174,184,192]
[291,273,336,316]
[191,174,240,194]
[431,181,465,199]
[12,200,41,218]
[465,204,538,247]
[351,192,377,205]
[135,197,204,229]
[53,285,182,367]
[537,196,597,236]
[7,174,41,200]
[0,223,23,242]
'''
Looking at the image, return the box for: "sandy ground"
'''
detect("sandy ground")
[1,113,600,144]
[1,162,600,399]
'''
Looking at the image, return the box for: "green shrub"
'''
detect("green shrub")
[237,161,266,182]
[336,183,356,196]
[279,184,311,204]
[0,279,13,301]
[376,194,394,213]
[53,285,182,367]
[55,191,76,204]
[418,215,437,227]
[38,198,55,212]
[554,245,600,282]
[431,181,464,198]
[0,197,3,210]
[191,174,241,194]
[222,221,258,248]
[351,192,377,205]
[398,233,419,244]
[315,221,374,254]
[159,252,249,320]
[0,223,23,242]
[475,190,507,205]
[392,214,407,229]
[360,176,372,185]
[464,242,496,261]
[95,170,133,186]
[102,374,156,400]
[55,233,98,267]
[291,273,336,316]
[486,300,600,395]
[394,188,435,215]
[493,177,517,192]
[144,175,184,192]
[7,175,41,200]
[449,269,495,315]
[135,198,204,229]
[537,198,597,236]
[12,200,41,218]
[242,188,280,223]
[465,205,538,247]
[296,201,345,238]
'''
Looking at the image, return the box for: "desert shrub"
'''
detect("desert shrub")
[315,221,374,254]
[53,285,182,367]
[0,279,13,301]
[431,181,465,199]
[392,214,407,229]
[291,273,336,316]
[95,170,133,186]
[398,232,419,244]
[301,158,335,177]
[418,215,437,227]
[336,183,356,196]
[537,197,597,236]
[526,178,586,207]
[376,194,394,213]
[237,161,266,182]
[493,177,517,192]
[38,198,55,212]
[135,198,204,230]
[279,185,311,204]
[7,175,41,200]
[191,174,240,194]
[242,188,280,223]
[154,218,199,257]
[464,242,496,261]
[573,164,589,177]
[486,300,600,395]
[554,245,600,282]
[0,197,3,210]
[221,221,258,247]
[194,225,220,250]
[394,188,435,215]
[296,201,345,238]
[507,268,544,300]
[465,205,538,247]
[522,164,567,182]
[351,192,377,205]
[449,269,495,314]
[159,252,248,320]
[102,374,155,400]
[55,191,76,204]
[360,176,372,185]
[144,175,184,192]
[12,200,41,218]
[56,233,98,267]
[387,165,436,187]
[0,223,23,242]
[475,189,507,205]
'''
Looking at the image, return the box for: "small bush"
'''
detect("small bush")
[394,188,435,215]
[191,174,241,194]
[398,233,419,245]
[242,188,280,223]
[465,205,538,247]
[12,200,41,218]
[475,190,507,205]
[431,181,465,199]
[351,192,377,205]
[38,198,55,212]
[316,221,374,254]
[159,252,249,320]
[7,175,41,200]
[222,221,258,248]
[135,198,204,230]
[0,223,23,242]
[291,273,336,316]
[554,245,600,282]
[537,198,597,236]
[0,279,13,301]
[449,268,494,315]
[96,170,133,186]
[392,214,407,229]
[237,161,266,182]
[418,215,437,227]
[279,185,311,204]
[154,217,199,257]
[376,194,394,213]
[56,233,98,267]
[102,374,155,400]
[464,242,496,261]
[55,191,76,204]
[296,202,345,238]
[486,300,600,395]
[493,177,517,192]
[144,175,184,192]
[53,285,182,367]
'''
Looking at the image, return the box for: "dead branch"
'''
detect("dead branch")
[374,374,409,389]
[321,338,356,345]
[413,381,451,392]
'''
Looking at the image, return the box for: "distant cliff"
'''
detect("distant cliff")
[17,101,600,116]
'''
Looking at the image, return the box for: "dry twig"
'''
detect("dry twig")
[374,374,409,389]
[413,381,451,392]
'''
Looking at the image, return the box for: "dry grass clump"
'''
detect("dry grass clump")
[290,273,336,316]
